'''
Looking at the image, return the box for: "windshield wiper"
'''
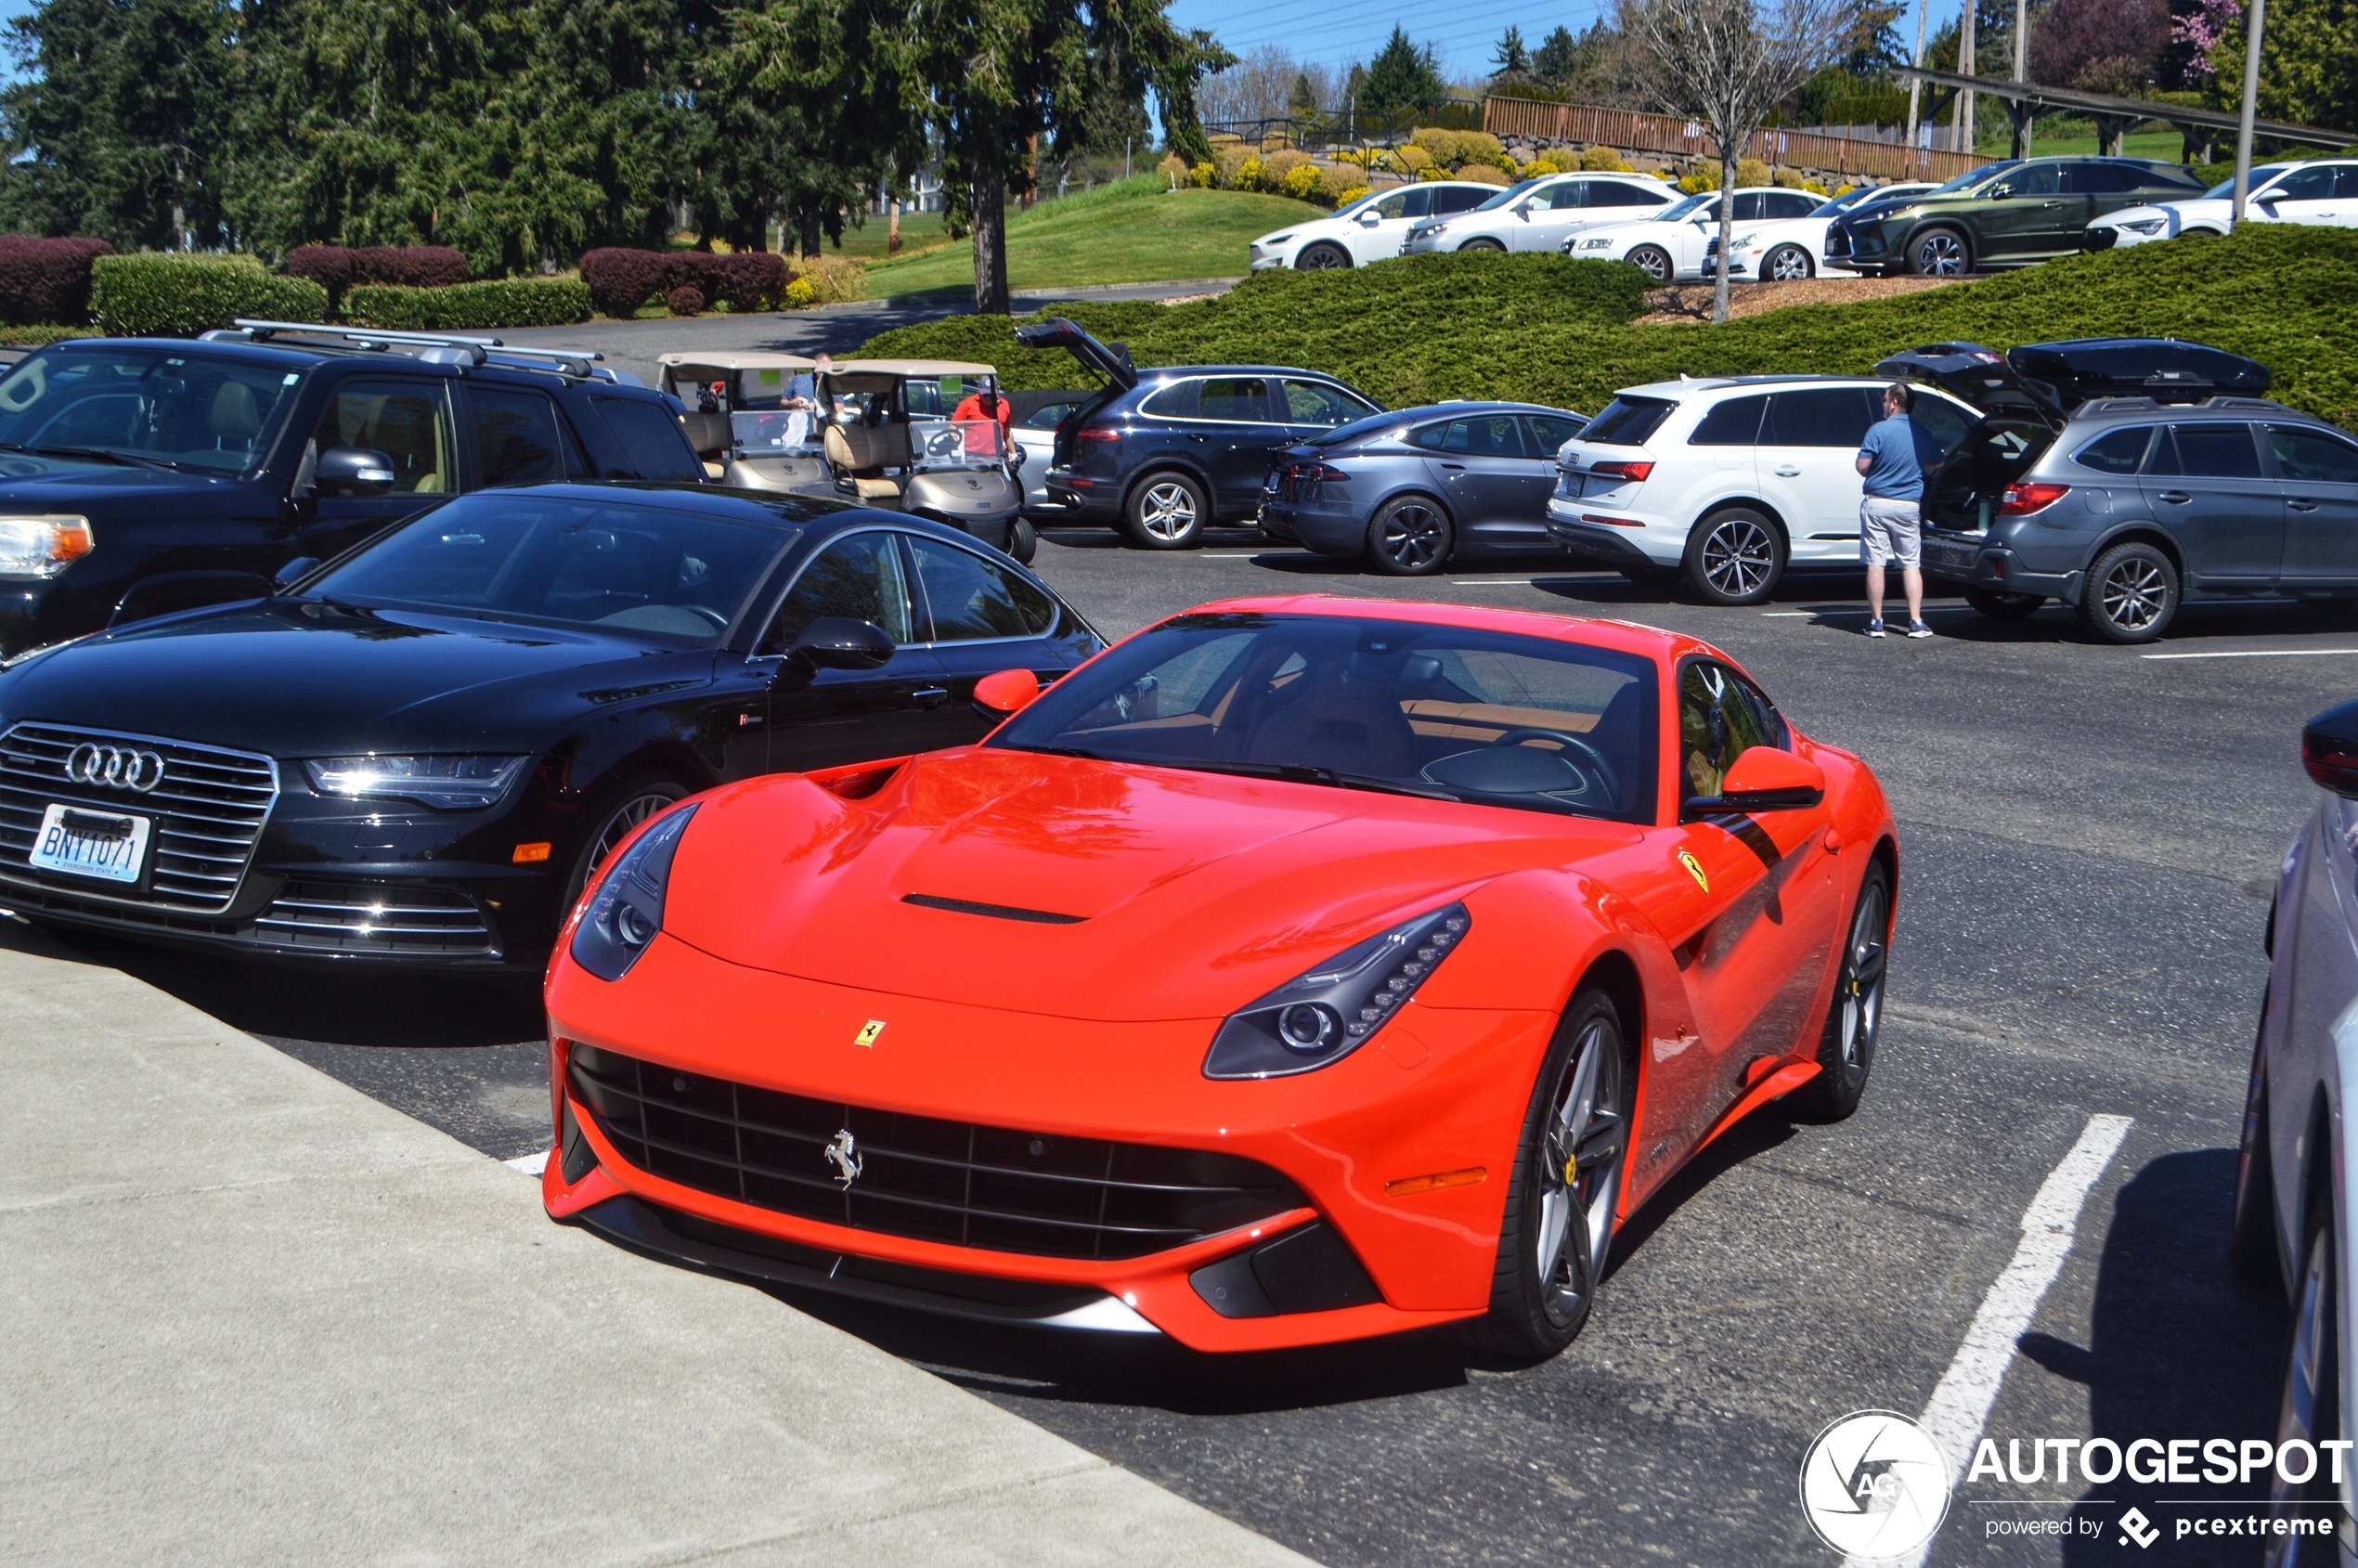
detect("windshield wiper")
[28,444,176,471]
[1161,758,1459,800]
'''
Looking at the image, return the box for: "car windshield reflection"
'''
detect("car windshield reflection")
[989,611,1659,823]
[300,493,790,644]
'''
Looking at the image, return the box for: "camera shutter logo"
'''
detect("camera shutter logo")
[1798,1409,1951,1559]
[64,744,166,793]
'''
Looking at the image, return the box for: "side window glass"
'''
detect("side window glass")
[1679,662,1780,801]
[1766,388,1875,447]
[1197,377,1271,422]
[1907,397,1975,460]
[765,532,913,650]
[2269,168,2337,201]
[1280,380,1360,427]
[909,535,1054,641]
[2171,423,2261,478]
[1729,193,1764,221]
[2337,167,2358,200]
[1401,188,1434,220]
[1688,395,1767,446]
[2269,426,2358,484]
[312,380,453,495]
[469,388,570,487]
[1416,416,1524,456]
[1524,414,1584,455]
[1372,192,1410,221]
[1139,380,1199,419]
[590,396,701,481]
[1774,191,1819,217]
[1432,188,1486,214]
[1548,182,1587,210]
[2073,426,2155,474]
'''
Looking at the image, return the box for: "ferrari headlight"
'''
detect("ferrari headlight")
[569,803,697,982]
[0,515,92,578]
[303,754,528,810]
[1203,902,1471,1080]
[1579,237,1615,251]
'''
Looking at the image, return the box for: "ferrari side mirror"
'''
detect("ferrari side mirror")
[1704,745,1826,812]
[773,616,893,691]
[973,667,1041,717]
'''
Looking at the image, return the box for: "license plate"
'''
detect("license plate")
[29,802,151,885]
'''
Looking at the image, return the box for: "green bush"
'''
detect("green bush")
[89,254,330,336]
[343,278,591,330]
[855,227,2358,431]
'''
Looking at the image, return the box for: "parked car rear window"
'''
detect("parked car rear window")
[1281,379,1375,427]
[1408,415,1526,457]
[2073,426,2156,473]
[1766,388,1878,447]
[2154,423,2261,478]
[1688,395,1768,446]
[2269,425,2358,484]
[2061,163,2135,194]
[1581,395,1676,447]
[1590,181,1671,208]
[591,395,702,481]
[1431,187,1490,214]
[470,388,577,487]
[1139,380,1199,419]
[1525,414,1586,454]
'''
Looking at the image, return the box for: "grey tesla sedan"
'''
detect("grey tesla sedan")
[2235,696,2358,1562]
[1257,401,1588,576]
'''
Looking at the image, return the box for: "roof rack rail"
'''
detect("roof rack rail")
[214,319,610,380]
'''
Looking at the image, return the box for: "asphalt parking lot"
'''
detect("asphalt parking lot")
[60,525,2354,1566]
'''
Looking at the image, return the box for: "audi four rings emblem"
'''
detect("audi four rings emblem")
[64,744,166,793]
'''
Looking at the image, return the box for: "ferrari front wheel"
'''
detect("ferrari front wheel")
[1799,861,1890,1121]
[1472,987,1630,1361]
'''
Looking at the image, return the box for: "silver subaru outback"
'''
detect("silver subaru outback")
[1884,339,2352,644]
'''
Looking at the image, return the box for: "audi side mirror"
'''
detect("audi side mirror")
[973,667,1041,717]
[316,446,397,497]
[2303,700,2358,798]
[773,616,893,692]
[1689,745,1827,816]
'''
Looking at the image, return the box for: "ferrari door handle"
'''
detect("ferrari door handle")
[2157,490,2191,504]
[913,687,951,709]
[1773,466,1802,477]
[2290,499,2321,512]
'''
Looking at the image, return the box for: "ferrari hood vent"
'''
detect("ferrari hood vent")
[900,892,1087,926]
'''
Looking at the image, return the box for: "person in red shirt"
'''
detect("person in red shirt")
[952,377,1014,458]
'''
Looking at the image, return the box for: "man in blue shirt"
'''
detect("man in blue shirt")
[1856,382,1930,639]
[784,353,833,409]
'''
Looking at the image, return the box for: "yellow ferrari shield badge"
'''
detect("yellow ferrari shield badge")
[1677,849,1710,893]
[853,1019,887,1048]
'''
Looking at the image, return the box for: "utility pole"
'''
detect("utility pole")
[1905,0,1929,155]
[1958,0,1976,152]
[2014,0,2030,156]
[2231,0,2268,225]
[1125,136,1133,180]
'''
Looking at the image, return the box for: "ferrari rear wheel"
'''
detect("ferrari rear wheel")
[1798,861,1889,1121]
[1471,986,1630,1361]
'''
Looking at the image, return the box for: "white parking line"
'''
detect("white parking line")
[505,1149,550,1177]
[1871,1113,2133,1568]
[1197,552,1266,559]
[1762,612,1814,617]
[2142,648,2358,661]
[1449,578,1535,586]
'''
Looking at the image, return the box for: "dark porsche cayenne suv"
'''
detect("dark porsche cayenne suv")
[0,485,1100,970]
[1015,317,1384,550]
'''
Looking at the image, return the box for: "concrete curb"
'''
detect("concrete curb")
[0,923,1318,1566]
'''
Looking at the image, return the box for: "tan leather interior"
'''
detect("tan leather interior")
[679,410,732,456]
[1242,666,1420,776]
[824,421,913,472]
[852,476,904,499]
[208,381,262,441]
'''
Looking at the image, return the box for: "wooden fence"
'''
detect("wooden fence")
[1483,97,1992,184]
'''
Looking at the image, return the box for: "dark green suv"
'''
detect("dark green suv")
[1827,158,2206,277]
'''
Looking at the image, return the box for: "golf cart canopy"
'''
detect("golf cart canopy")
[1011,317,1139,391]
[822,358,999,395]
[656,352,818,410]
[1876,338,2273,428]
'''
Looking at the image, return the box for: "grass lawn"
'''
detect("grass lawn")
[825,208,952,261]
[860,176,1319,296]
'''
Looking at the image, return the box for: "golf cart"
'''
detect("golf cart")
[654,351,829,490]
[795,357,1035,563]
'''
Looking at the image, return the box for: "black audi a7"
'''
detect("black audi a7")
[0,483,1101,970]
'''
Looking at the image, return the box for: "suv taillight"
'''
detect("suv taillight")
[1288,462,1350,482]
[1078,427,1121,444]
[1999,481,2070,515]
[1589,460,1654,483]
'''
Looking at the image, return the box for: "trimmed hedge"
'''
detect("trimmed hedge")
[858,227,2358,432]
[578,248,787,317]
[287,244,468,314]
[343,278,591,330]
[0,237,114,326]
[89,254,330,337]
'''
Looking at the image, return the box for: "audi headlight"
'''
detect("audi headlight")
[2120,218,2166,234]
[303,754,529,810]
[570,803,697,981]
[0,515,93,578]
[1579,237,1615,250]
[1203,902,1471,1080]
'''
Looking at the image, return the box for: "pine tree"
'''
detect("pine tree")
[1360,25,1444,128]
[1492,25,1532,76]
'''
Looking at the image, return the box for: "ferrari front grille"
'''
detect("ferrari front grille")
[565,1042,1306,1260]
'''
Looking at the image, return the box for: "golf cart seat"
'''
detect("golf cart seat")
[824,421,912,499]
[679,410,732,457]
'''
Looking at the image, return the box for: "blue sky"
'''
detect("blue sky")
[1166,0,1611,83]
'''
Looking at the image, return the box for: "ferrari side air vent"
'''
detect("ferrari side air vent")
[900,893,1085,925]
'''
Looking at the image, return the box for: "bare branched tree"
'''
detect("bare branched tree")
[1616,0,1863,321]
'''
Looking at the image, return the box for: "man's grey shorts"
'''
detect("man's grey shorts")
[1859,495,1922,567]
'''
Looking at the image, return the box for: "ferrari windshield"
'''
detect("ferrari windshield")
[0,344,305,475]
[302,491,793,643]
[990,611,1658,823]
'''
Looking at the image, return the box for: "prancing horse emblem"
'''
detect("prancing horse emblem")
[823,1129,863,1188]
[1677,849,1710,893]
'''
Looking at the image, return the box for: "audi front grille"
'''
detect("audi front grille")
[566,1043,1307,1261]
[0,722,277,914]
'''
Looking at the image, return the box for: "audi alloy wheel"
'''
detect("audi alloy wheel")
[1684,509,1785,605]
[1626,244,1674,282]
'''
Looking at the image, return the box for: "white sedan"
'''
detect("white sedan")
[1248,181,1503,271]
[1396,171,1678,254]
[1562,188,1822,282]
[1715,182,1938,280]
[2083,158,2358,249]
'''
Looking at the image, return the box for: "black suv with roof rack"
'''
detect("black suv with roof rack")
[0,319,704,655]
